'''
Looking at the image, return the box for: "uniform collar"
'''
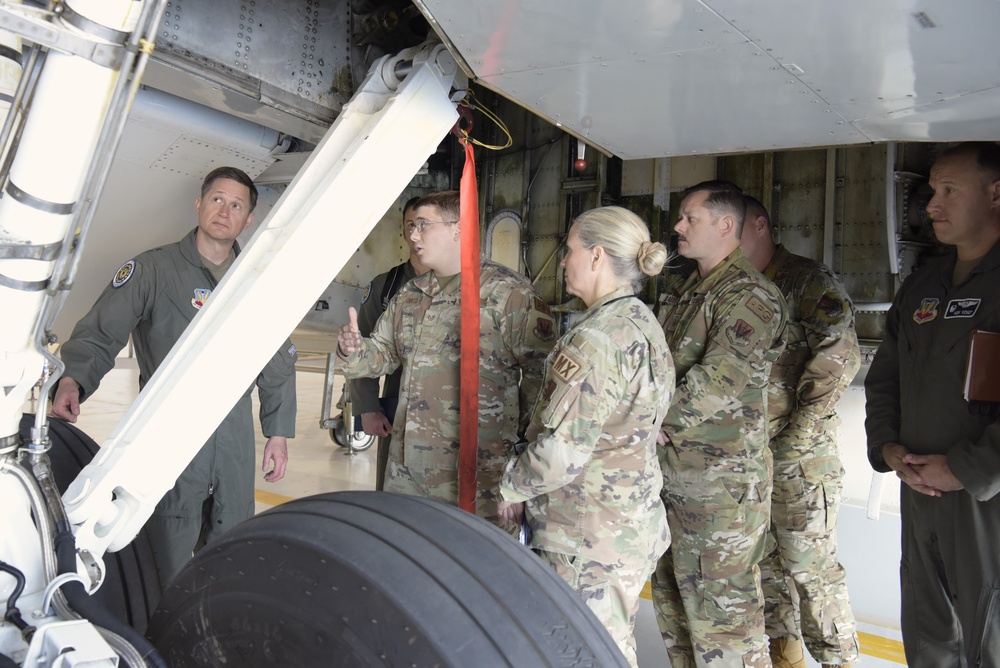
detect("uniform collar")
[179,227,242,266]
[413,268,460,297]
[684,246,748,294]
[764,244,791,280]
[412,257,492,297]
[588,285,636,310]
[970,236,1000,274]
[931,236,1000,288]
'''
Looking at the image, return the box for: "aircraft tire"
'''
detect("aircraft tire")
[147,491,627,667]
[18,413,163,634]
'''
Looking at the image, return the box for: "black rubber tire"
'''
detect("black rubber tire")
[18,413,163,634]
[147,491,627,667]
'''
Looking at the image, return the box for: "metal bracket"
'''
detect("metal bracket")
[0,241,61,260]
[0,3,126,69]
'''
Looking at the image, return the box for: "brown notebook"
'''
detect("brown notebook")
[964,330,1000,402]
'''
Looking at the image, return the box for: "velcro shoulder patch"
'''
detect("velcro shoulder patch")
[725,318,756,347]
[550,349,585,384]
[745,295,774,323]
[111,260,136,288]
[816,293,846,320]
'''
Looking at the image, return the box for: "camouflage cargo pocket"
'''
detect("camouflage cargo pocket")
[771,456,843,533]
[698,479,771,615]
[801,455,844,533]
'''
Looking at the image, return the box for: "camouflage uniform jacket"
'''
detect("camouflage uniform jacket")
[339,259,555,471]
[350,260,417,415]
[764,245,860,460]
[656,247,787,484]
[500,286,675,559]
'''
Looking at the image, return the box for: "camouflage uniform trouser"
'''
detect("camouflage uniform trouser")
[385,461,518,535]
[651,477,772,668]
[535,549,653,668]
[760,453,859,664]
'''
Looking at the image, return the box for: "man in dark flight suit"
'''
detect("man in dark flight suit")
[866,141,1000,667]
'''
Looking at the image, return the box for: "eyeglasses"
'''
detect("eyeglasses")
[406,218,458,234]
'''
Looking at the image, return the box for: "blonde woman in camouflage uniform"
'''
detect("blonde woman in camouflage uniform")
[499,206,674,667]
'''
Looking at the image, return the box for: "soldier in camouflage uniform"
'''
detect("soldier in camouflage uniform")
[338,191,555,530]
[741,196,860,668]
[499,206,674,667]
[651,183,787,668]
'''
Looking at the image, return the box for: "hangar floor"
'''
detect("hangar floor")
[50,352,904,667]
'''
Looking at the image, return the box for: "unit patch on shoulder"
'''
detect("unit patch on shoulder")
[533,316,555,342]
[745,295,774,323]
[944,298,981,319]
[191,288,211,310]
[288,344,297,357]
[361,282,372,305]
[550,349,584,384]
[816,294,845,319]
[111,260,136,288]
[725,318,755,347]
[912,297,939,324]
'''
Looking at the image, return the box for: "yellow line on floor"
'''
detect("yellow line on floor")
[639,583,907,664]
[254,489,297,507]
[857,630,907,663]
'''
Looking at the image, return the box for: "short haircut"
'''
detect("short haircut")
[403,195,421,215]
[573,206,667,292]
[938,141,1000,187]
[413,190,460,222]
[683,180,747,237]
[743,195,772,231]
[682,179,743,196]
[201,166,258,212]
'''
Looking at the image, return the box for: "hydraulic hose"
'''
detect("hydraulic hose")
[53,530,168,668]
[29,451,166,668]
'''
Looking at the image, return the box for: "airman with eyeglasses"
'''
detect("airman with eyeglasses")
[337,189,556,536]
[406,217,458,235]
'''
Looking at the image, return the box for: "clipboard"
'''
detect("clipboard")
[963,330,1000,402]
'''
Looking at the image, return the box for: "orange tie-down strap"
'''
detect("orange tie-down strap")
[458,139,480,514]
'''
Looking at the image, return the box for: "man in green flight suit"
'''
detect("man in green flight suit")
[51,166,297,591]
